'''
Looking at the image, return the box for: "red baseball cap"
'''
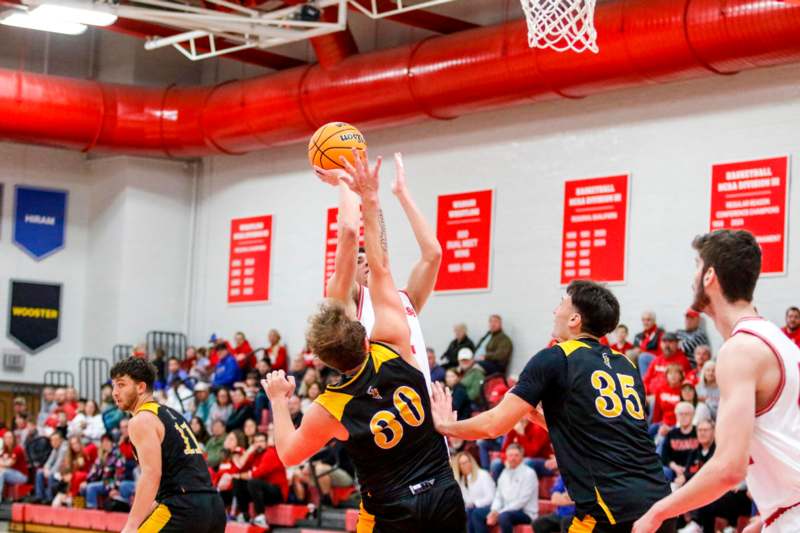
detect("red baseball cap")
[685,308,700,318]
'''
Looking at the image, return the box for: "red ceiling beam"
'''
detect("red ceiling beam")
[348,0,479,34]
[110,18,307,70]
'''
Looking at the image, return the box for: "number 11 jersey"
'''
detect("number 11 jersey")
[511,338,669,525]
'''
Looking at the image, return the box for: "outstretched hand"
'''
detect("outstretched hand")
[339,148,382,200]
[390,152,407,197]
[261,370,296,401]
[631,509,665,533]
[430,382,457,435]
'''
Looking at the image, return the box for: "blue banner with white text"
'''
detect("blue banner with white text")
[13,185,68,260]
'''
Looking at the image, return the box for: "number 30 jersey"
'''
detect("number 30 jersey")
[314,342,452,501]
[133,401,216,501]
[511,338,669,525]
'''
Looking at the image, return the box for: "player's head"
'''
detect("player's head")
[306,301,368,373]
[691,230,761,313]
[553,280,620,342]
[786,306,800,330]
[356,246,369,287]
[110,357,157,412]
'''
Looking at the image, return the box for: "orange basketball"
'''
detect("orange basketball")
[308,122,367,171]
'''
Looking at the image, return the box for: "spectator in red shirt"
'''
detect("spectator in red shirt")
[0,432,29,499]
[634,311,665,356]
[181,346,198,372]
[489,418,556,480]
[610,324,634,354]
[232,332,255,371]
[782,306,800,348]
[266,329,288,372]
[230,432,287,528]
[643,332,692,394]
[651,364,684,425]
[117,418,135,461]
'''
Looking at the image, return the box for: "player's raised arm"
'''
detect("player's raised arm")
[391,153,442,313]
[340,149,412,362]
[317,167,361,311]
[261,371,345,466]
[632,335,762,533]
[122,414,163,533]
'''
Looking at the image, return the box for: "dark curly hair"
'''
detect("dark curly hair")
[110,357,157,391]
[567,280,620,338]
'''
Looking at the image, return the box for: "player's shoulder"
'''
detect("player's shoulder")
[554,338,596,357]
[719,332,774,369]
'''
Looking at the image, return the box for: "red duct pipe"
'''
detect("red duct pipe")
[309,7,358,69]
[0,0,799,157]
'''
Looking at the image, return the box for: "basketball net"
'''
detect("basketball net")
[520,0,599,53]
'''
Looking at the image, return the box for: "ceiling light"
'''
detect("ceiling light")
[0,10,87,34]
[30,3,117,26]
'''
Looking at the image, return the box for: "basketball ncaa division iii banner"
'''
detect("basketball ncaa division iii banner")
[14,185,68,260]
[8,280,62,353]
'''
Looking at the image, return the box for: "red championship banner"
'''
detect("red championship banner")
[561,175,629,285]
[323,207,364,295]
[710,156,789,275]
[227,215,272,304]
[434,189,493,293]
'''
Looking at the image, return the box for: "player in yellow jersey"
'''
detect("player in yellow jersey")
[110,357,226,533]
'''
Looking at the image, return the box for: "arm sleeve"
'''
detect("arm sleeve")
[508,347,566,408]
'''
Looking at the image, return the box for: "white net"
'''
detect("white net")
[520,0,599,53]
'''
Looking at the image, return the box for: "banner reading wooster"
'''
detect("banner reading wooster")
[710,156,789,275]
[14,185,68,260]
[8,280,62,353]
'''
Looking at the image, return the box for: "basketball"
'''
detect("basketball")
[308,122,367,171]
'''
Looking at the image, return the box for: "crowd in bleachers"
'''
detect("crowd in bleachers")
[0,306,798,532]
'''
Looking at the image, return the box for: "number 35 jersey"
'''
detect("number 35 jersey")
[511,338,669,525]
[133,401,216,501]
[314,342,452,501]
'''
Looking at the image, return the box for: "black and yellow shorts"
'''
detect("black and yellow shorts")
[567,513,677,533]
[138,492,227,533]
[357,481,466,533]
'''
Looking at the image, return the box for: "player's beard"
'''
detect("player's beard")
[691,269,711,314]
[116,388,138,412]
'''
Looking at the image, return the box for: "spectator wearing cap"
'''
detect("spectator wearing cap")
[428,348,446,383]
[677,308,710,368]
[442,323,476,370]
[642,332,692,394]
[193,382,215,427]
[474,315,514,376]
[212,344,242,390]
[458,348,486,403]
[782,306,800,348]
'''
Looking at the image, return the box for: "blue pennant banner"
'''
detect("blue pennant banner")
[13,185,68,260]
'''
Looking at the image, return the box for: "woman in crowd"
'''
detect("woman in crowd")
[68,400,105,444]
[232,331,255,370]
[297,367,318,398]
[679,381,712,424]
[0,432,29,501]
[217,430,248,509]
[190,417,211,446]
[452,451,495,533]
[300,382,323,414]
[207,387,233,432]
[266,329,288,372]
[243,419,258,446]
[695,361,719,419]
[52,436,92,507]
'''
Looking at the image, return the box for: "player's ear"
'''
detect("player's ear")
[704,266,715,287]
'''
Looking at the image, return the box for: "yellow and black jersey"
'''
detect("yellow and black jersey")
[133,401,216,501]
[511,338,670,525]
[314,342,453,501]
